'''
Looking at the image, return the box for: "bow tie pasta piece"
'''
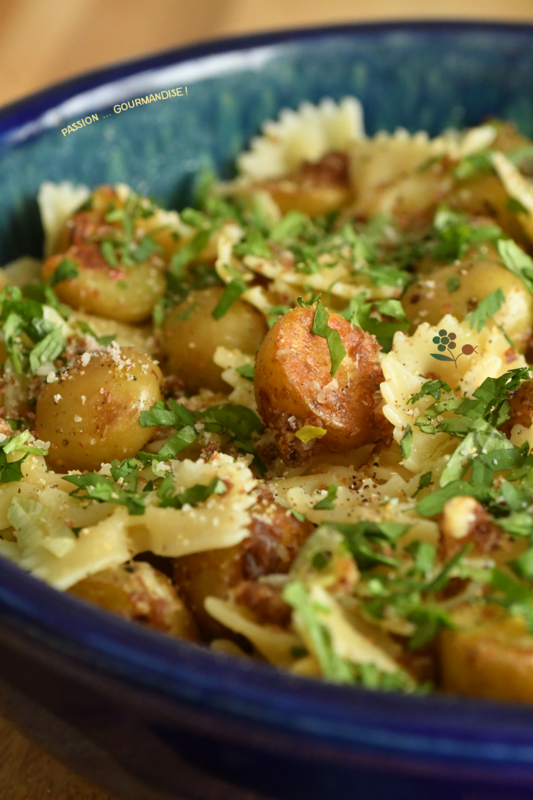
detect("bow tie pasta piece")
[380,314,527,473]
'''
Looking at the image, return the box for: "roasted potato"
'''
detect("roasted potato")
[402,242,533,352]
[35,345,163,471]
[254,305,385,464]
[258,151,352,216]
[440,605,533,702]
[159,286,267,393]
[44,185,167,323]
[70,561,199,640]
[42,249,166,324]
[174,490,313,636]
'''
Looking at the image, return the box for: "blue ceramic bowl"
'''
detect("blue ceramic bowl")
[3,21,533,800]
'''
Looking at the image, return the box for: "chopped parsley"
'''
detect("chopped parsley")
[313,484,338,510]
[0,286,68,375]
[212,278,247,320]
[49,258,78,287]
[311,300,346,377]
[498,238,533,294]
[464,288,506,332]
[236,364,255,382]
[341,294,409,352]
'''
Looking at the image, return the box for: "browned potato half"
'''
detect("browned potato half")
[35,346,163,471]
[440,605,533,702]
[70,561,199,640]
[254,305,385,464]
[402,243,533,352]
[159,286,267,393]
[258,151,352,216]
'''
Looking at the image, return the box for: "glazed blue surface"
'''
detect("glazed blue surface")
[1,22,533,800]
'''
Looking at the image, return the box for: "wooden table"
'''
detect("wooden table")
[1,0,533,797]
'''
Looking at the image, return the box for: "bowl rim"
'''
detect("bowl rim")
[3,18,533,775]
[2,18,533,137]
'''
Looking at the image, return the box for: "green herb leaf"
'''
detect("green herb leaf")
[407,606,453,650]
[139,398,195,429]
[407,379,452,405]
[63,472,146,515]
[266,304,291,328]
[100,239,118,267]
[446,275,461,293]
[498,238,533,294]
[28,327,65,374]
[170,229,211,277]
[270,211,309,242]
[0,450,27,483]
[49,258,78,287]
[157,475,226,509]
[506,197,530,216]
[400,424,413,459]
[311,300,346,377]
[313,485,338,510]
[236,364,255,382]
[152,425,198,460]
[412,471,432,498]
[75,320,115,347]
[416,481,492,517]
[452,151,493,181]
[212,278,247,320]
[282,581,355,684]
[234,229,272,259]
[331,520,409,571]
[464,288,505,332]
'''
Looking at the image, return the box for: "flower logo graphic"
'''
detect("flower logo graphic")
[431,329,478,365]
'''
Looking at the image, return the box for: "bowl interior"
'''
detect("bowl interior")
[2,20,533,777]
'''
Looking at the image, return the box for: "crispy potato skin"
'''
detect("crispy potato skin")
[440,606,533,702]
[254,306,385,464]
[70,561,199,640]
[173,489,313,636]
[35,346,163,471]
[160,286,267,393]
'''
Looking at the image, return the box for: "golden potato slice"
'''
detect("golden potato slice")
[159,286,267,393]
[440,605,533,702]
[70,561,199,640]
[254,305,385,464]
[35,345,163,471]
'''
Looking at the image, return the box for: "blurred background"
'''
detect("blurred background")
[1,0,533,798]
[1,0,533,107]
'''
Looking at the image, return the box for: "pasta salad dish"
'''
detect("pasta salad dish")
[3,97,533,700]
